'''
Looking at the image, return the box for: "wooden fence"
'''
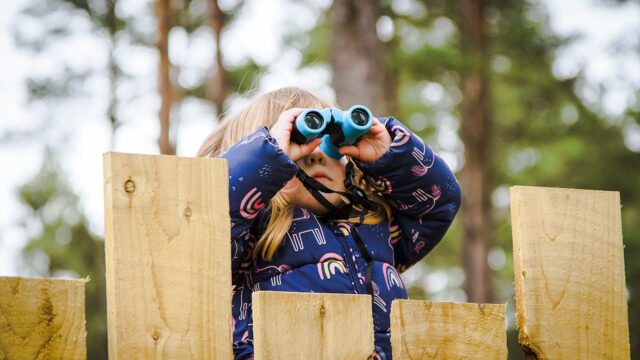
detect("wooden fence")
[0,152,630,359]
[0,277,86,359]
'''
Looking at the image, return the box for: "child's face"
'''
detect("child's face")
[281,147,348,215]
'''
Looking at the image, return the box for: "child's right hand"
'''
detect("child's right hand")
[270,108,323,162]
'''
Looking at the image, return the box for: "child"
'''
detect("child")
[198,87,461,359]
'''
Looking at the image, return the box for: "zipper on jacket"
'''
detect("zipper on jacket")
[334,228,367,294]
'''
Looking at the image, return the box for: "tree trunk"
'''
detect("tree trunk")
[106,0,121,151]
[107,48,120,149]
[330,0,395,116]
[156,0,176,155]
[459,0,493,303]
[207,0,228,118]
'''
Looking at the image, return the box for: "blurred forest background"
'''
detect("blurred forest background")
[2,0,639,358]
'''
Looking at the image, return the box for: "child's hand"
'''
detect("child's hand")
[270,108,323,162]
[339,117,391,163]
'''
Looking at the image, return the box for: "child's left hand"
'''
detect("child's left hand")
[338,117,391,163]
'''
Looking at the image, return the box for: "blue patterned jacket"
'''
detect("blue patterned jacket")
[221,117,461,359]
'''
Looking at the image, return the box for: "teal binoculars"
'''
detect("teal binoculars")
[290,105,373,159]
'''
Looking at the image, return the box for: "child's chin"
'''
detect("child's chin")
[305,202,329,215]
[304,197,347,216]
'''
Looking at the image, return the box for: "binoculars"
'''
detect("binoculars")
[290,105,373,159]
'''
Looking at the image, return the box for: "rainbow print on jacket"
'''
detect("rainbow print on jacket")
[317,253,347,279]
[382,263,404,290]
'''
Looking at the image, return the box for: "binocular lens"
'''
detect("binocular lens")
[350,109,369,126]
[304,112,324,130]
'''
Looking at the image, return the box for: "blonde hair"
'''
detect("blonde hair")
[198,87,391,260]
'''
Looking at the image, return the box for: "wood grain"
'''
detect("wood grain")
[253,291,374,360]
[510,186,629,359]
[0,276,86,360]
[390,300,506,359]
[103,152,232,359]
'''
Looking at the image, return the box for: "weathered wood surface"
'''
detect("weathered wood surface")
[0,277,86,360]
[390,300,506,359]
[103,152,232,359]
[253,291,374,360]
[510,186,629,359]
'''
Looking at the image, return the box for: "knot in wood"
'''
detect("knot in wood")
[319,305,326,316]
[479,303,486,311]
[184,207,192,218]
[124,180,135,193]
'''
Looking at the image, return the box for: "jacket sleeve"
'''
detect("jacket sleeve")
[355,117,461,272]
[218,127,299,273]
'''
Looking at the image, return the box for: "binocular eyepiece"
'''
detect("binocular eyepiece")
[290,105,373,159]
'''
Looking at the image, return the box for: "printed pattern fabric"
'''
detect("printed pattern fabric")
[220,117,461,360]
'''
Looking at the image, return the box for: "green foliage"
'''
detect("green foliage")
[18,150,107,360]
[182,61,261,103]
[26,68,92,102]
[13,0,129,133]
[11,1,254,357]
[10,0,640,357]
[227,61,263,93]
[295,12,330,66]
[487,2,640,355]
[13,0,257,123]
[297,0,640,356]
[174,0,208,33]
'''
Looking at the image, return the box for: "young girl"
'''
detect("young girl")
[198,87,461,359]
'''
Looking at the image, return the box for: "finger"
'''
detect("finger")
[300,138,322,155]
[280,108,306,128]
[338,145,360,158]
[272,108,304,134]
[368,119,387,135]
[288,107,306,116]
[271,108,307,148]
[368,119,392,145]
[290,138,322,162]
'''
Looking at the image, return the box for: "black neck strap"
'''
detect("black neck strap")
[295,162,378,295]
[343,162,379,213]
[296,169,352,219]
[295,161,378,221]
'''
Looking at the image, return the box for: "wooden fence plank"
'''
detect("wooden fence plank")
[0,277,86,360]
[253,291,374,360]
[510,186,629,359]
[103,152,232,359]
[390,300,506,359]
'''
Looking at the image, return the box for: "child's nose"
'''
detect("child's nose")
[304,150,326,166]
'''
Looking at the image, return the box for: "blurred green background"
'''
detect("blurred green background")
[1,0,638,358]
